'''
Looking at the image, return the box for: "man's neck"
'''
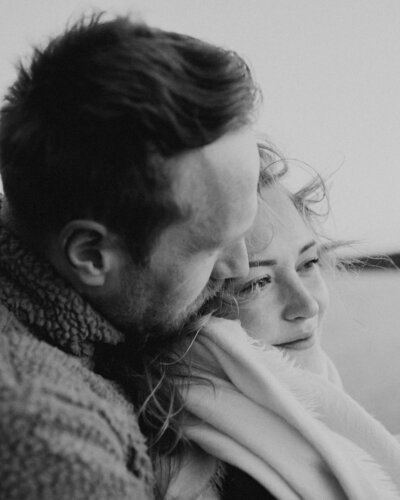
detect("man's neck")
[0,197,21,235]
[0,197,46,257]
[0,195,11,227]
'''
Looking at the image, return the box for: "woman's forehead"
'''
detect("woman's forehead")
[246,185,314,257]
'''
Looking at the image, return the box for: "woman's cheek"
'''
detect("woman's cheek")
[240,299,276,345]
[317,278,330,322]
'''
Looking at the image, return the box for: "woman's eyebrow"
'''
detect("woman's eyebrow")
[300,240,317,254]
[249,259,277,268]
[249,242,318,268]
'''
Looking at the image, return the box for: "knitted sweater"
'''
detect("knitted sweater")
[0,217,154,500]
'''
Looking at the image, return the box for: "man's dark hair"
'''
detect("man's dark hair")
[0,14,260,262]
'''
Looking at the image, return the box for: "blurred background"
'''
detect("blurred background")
[0,0,399,433]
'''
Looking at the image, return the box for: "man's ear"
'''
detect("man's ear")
[58,220,120,288]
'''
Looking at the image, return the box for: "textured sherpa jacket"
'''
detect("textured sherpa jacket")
[0,215,154,500]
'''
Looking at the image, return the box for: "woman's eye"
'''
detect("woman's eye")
[302,257,320,270]
[239,275,271,296]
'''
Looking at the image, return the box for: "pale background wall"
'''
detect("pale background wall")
[0,1,400,432]
[323,271,400,434]
[1,0,400,254]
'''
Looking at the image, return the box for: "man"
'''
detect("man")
[0,14,260,500]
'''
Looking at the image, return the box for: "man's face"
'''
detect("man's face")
[117,127,260,335]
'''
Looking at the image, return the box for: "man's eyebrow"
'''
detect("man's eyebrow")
[249,259,277,268]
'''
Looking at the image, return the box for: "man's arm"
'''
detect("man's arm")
[0,373,153,500]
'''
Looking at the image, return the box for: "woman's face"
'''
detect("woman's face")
[229,185,329,367]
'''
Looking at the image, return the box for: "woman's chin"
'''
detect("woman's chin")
[282,341,324,374]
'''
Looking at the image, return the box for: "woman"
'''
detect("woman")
[213,146,342,384]
[144,142,400,499]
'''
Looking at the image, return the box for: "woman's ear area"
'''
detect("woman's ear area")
[57,220,124,288]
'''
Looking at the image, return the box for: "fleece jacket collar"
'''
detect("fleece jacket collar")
[0,214,124,360]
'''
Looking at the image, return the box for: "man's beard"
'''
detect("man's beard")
[95,274,226,353]
[196,277,238,318]
[141,277,226,341]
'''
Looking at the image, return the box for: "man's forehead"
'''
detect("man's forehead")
[185,207,230,247]
[167,127,260,247]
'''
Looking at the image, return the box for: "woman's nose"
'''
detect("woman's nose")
[282,278,319,321]
[211,239,250,280]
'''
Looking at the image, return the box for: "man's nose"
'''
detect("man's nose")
[211,239,250,280]
[282,278,319,321]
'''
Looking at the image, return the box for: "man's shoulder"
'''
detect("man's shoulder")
[0,304,153,499]
[0,304,94,390]
[0,303,136,424]
[0,303,22,338]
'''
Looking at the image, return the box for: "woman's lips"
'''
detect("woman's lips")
[274,332,316,351]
